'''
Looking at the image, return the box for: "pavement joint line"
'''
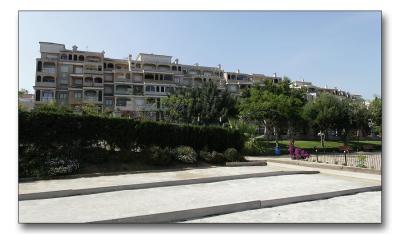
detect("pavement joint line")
[90,185,381,223]
[19,170,319,201]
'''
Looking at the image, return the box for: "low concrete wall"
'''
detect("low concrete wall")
[92,185,381,223]
[226,161,267,167]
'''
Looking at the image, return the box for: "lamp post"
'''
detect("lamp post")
[317,130,325,152]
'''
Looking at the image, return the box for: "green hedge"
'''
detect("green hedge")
[19,111,244,155]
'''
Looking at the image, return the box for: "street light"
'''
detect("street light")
[317,130,325,151]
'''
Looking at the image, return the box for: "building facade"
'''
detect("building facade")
[33,42,284,120]
[33,42,362,120]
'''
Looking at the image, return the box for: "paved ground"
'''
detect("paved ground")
[185,191,381,223]
[18,163,381,223]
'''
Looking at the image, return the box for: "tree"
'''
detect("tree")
[303,93,351,145]
[163,81,238,125]
[349,100,370,143]
[369,96,382,136]
[239,78,306,147]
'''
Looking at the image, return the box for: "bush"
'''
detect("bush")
[223,148,242,162]
[19,111,244,152]
[210,151,226,164]
[146,145,173,166]
[199,150,225,164]
[46,158,80,177]
[174,146,197,164]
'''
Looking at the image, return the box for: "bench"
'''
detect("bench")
[338,145,353,153]
[362,145,374,152]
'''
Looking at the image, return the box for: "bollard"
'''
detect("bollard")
[344,150,347,166]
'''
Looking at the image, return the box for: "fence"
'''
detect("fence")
[306,152,381,170]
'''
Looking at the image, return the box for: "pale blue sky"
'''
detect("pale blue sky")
[19,11,381,99]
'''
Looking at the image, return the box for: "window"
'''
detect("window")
[42,91,54,102]
[155,74,159,81]
[74,66,83,74]
[60,77,68,84]
[98,91,102,102]
[160,86,165,92]
[116,98,128,106]
[165,87,174,93]
[78,55,84,61]
[68,54,72,60]
[42,76,55,83]
[36,76,41,82]
[60,54,67,60]
[172,66,177,71]
[35,90,41,101]
[60,65,69,73]
[74,92,82,100]
[156,86,160,92]
[58,93,67,100]
[164,74,173,81]
[144,73,154,80]
[94,77,103,83]
[145,85,155,92]
[98,65,102,71]
[37,61,42,72]
[178,66,182,71]
[105,99,113,106]
[73,55,77,61]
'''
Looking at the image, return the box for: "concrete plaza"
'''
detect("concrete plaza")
[18,161,381,223]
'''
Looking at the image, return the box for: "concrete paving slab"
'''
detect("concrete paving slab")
[19,172,380,223]
[19,170,319,201]
[19,166,280,195]
[185,191,381,223]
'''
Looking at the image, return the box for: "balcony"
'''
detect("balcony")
[35,81,56,88]
[83,97,102,104]
[115,77,131,83]
[115,89,133,95]
[41,68,56,74]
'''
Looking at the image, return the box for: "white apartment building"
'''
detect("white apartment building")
[33,42,285,120]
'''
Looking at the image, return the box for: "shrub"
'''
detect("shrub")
[356,155,367,168]
[146,145,173,166]
[223,148,242,162]
[46,158,79,177]
[174,146,197,164]
[210,151,226,164]
[199,150,225,164]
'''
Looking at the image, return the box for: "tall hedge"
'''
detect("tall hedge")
[19,111,244,153]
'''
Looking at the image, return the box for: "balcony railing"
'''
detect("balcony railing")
[115,77,131,83]
[35,82,56,87]
[42,68,56,74]
[115,89,133,95]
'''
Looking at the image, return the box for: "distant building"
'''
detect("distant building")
[291,80,364,102]
[18,89,34,111]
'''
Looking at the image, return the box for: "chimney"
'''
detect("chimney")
[175,58,179,64]
[72,45,78,51]
[237,69,240,74]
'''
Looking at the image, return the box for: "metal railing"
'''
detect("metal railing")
[306,152,381,170]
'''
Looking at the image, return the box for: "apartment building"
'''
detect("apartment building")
[33,42,287,120]
[291,80,364,102]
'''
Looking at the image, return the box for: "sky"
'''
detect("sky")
[19,11,381,100]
